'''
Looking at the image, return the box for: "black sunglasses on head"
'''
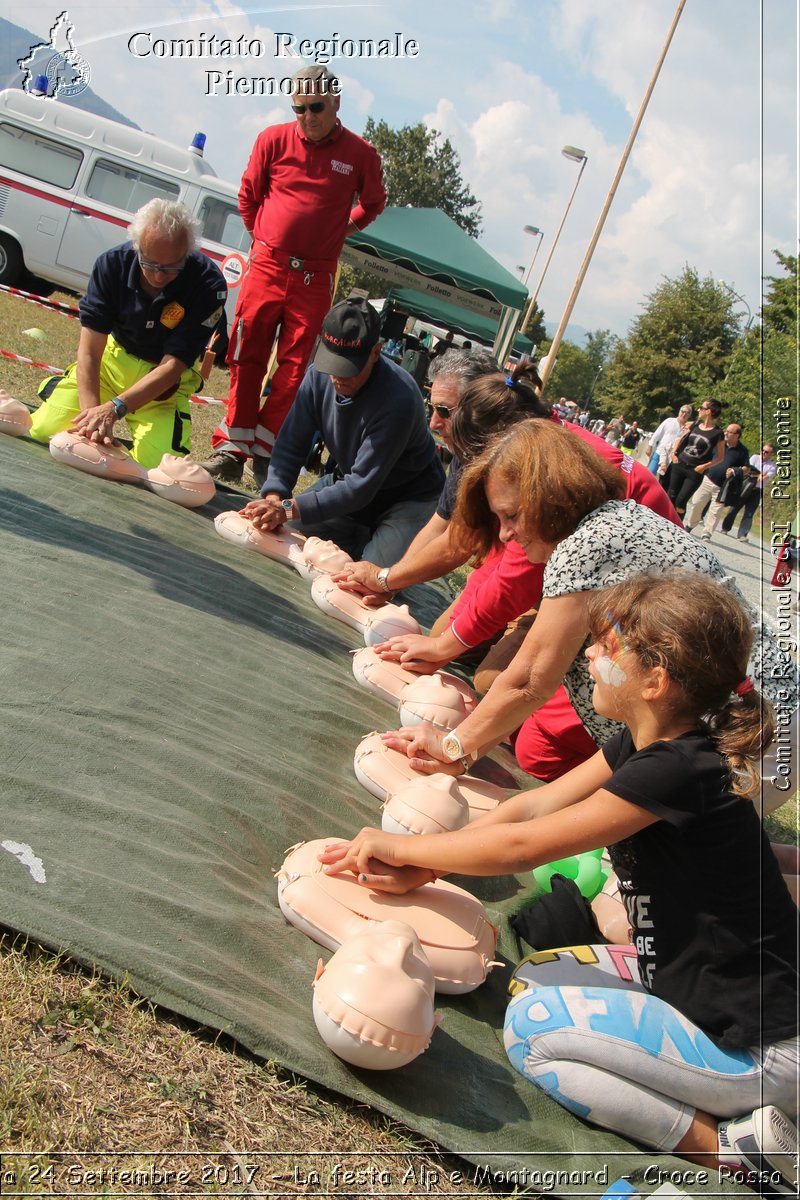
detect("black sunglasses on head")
[292,101,327,115]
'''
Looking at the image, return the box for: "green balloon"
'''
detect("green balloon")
[532,852,608,900]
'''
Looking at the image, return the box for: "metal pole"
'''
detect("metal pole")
[522,157,587,336]
[539,0,688,390]
[521,229,544,287]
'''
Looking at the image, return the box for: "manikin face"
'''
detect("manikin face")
[484,474,554,564]
[427,378,462,451]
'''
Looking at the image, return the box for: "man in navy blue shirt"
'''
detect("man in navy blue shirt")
[684,422,750,540]
[30,199,226,468]
[240,297,444,564]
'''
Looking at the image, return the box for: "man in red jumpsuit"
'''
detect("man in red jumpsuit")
[202,64,386,487]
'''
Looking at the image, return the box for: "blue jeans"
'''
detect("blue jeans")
[288,474,438,565]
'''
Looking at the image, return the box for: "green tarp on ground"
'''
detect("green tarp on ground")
[0,434,740,1196]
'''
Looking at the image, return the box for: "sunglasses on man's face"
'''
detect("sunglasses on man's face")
[292,101,327,115]
[427,402,455,420]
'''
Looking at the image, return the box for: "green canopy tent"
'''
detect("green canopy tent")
[382,286,536,358]
[342,207,528,363]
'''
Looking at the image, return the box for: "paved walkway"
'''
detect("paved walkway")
[696,526,794,642]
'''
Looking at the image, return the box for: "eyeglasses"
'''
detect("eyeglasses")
[427,402,455,420]
[137,252,186,275]
[699,405,711,412]
[292,101,327,115]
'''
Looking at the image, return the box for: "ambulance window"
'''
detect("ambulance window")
[86,160,180,212]
[198,196,249,251]
[0,123,82,188]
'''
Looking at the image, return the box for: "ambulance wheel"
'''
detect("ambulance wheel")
[0,235,23,286]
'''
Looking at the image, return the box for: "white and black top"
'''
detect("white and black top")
[603,727,798,1048]
[542,500,798,746]
[676,420,724,467]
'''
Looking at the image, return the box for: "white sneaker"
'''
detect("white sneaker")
[719,1105,799,1195]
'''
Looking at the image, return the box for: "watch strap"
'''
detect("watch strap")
[376,566,392,592]
[111,396,129,418]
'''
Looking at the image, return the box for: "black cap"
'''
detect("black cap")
[313,297,381,378]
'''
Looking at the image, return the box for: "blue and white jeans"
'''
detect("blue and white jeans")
[504,946,799,1151]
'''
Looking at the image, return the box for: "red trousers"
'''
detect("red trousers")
[511,685,600,782]
[212,245,336,458]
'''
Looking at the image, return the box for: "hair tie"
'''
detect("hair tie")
[733,676,754,697]
[505,375,517,391]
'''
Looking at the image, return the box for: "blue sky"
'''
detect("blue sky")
[6,0,797,338]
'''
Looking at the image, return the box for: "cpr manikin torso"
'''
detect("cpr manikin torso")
[214,510,307,560]
[311,576,421,645]
[49,433,216,508]
[0,390,33,437]
[277,839,500,994]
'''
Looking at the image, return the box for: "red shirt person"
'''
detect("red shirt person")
[202,65,386,486]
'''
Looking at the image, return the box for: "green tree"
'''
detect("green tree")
[540,329,616,406]
[715,251,797,528]
[595,266,742,424]
[363,119,483,238]
[759,250,798,336]
[523,300,547,350]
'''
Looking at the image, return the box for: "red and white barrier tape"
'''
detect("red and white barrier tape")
[0,283,81,317]
[0,346,226,405]
[0,347,65,373]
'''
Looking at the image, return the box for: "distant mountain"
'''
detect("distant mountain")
[544,320,590,347]
[0,16,138,128]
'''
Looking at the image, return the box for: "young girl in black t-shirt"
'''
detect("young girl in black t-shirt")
[320,571,799,1195]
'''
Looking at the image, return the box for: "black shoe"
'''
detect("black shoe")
[251,455,271,492]
[199,450,244,482]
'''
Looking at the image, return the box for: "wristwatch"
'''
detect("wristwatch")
[376,566,392,592]
[111,397,129,418]
[441,731,472,773]
[281,498,294,519]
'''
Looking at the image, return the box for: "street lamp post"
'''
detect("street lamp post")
[520,225,544,288]
[521,146,587,337]
[718,280,753,333]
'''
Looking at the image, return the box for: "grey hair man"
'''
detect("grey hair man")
[29,198,226,467]
[334,346,499,603]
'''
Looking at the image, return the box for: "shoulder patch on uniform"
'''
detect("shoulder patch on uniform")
[160,302,185,329]
[202,306,224,328]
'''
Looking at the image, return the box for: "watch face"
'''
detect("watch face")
[441,734,461,761]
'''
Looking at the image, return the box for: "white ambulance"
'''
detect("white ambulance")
[0,87,249,325]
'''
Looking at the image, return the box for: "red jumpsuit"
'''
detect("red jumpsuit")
[212,120,385,458]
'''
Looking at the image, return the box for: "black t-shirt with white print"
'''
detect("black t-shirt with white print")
[676,421,724,467]
[603,727,798,1049]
